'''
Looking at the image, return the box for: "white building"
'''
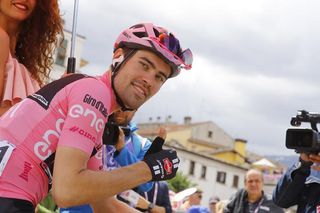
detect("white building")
[50,28,86,81]
[138,117,284,206]
[168,144,247,206]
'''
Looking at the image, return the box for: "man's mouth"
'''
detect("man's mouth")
[132,82,148,99]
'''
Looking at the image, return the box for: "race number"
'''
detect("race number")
[0,140,15,176]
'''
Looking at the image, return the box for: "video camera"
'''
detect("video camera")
[286,110,320,153]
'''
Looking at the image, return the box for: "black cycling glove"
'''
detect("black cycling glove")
[145,136,165,156]
[143,149,180,181]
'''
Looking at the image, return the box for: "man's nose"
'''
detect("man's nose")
[141,71,154,88]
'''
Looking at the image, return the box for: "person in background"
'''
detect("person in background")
[0,0,63,114]
[137,181,172,213]
[224,169,284,213]
[180,189,203,211]
[273,153,320,213]
[208,196,220,213]
[215,200,228,213]
[60,110,154,213]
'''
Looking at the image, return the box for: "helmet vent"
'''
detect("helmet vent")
[133,31,148,38]
[153,28,160,37]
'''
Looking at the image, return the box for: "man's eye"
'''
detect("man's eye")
[156,75,165,83]
[140,62,148,70]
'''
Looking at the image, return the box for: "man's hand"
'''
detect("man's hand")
[145,127,167,156]
[302,152,320,171]
[299,153,314,169]
[143,149,179,181]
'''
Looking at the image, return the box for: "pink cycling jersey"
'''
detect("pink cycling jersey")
[0,73,116,206]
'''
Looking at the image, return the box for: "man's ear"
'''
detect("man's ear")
[112,48,124,67]
[113,48,124,59]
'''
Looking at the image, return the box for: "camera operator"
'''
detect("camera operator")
[273,152,320,212]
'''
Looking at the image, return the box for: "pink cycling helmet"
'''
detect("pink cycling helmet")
[114,23,193,78]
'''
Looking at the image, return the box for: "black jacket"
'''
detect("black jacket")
[224,189,284,213]
[273,160,320,213]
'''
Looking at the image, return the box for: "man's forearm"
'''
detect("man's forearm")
[53,161,151,207]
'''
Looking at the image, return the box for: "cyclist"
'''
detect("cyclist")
[0,23,192,213]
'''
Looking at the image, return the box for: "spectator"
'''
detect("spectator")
[224,169,284,213]
[209,196,220,213]
[273,153,320,213]
[0,0,63,115]
[181,190,203,211]
[138,181,172,213]
[60,110,154,213]
[215,200,228,213]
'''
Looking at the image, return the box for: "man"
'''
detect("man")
[104,110,154,192]
[0,23,192,213]
[208,196,220,213]
[273,153,320,213]
[181,189,203,211]
[224,169,284,213]
[137,181,172,213]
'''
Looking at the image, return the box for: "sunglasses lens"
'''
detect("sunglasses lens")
[181,48,193,67]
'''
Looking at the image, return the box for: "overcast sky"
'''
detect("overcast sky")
[59,0,320,156]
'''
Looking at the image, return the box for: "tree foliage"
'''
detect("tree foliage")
[167,172,196,193]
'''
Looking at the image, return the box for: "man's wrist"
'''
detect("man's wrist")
[138,161,152,182]
[147,202,154,212]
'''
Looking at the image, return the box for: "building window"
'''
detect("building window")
[232,175,239,188]
[216,171,226,184]
[201,165,206,179]
[189,161,195,175]
[208,131,213,138]
[55,39,68,66]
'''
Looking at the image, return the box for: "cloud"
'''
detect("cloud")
[59,0,320,155]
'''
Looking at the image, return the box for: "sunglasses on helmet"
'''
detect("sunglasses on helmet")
[150,32,193,70]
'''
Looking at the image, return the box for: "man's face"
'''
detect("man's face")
[189,192,202,205]
[113,49,171,109]
[245,172,263,197]
[209,202,217,213]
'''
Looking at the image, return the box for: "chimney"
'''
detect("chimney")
[184,116,192,125]
[234,138,247,164]
[165,115,172,123]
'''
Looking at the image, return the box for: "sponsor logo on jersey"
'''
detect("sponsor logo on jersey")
[83,94,108,118]
[19,161,33,182]
[69,104,105,132]
[69,126,96,143]
[34,109,65,161]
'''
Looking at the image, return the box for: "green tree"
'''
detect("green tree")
[167,172,196,193]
